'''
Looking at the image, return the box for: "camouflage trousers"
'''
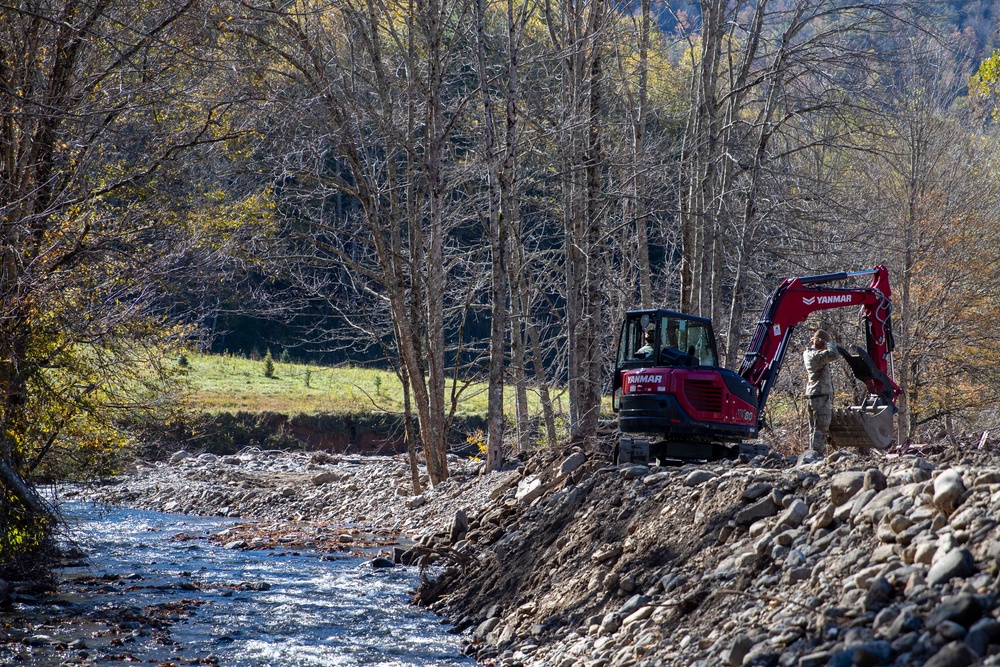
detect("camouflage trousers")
[808,394,833,454]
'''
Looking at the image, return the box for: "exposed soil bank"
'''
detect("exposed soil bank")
[415,445,1000,667]
[137,411,488,458]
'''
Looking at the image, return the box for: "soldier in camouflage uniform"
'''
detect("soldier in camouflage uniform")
[803,329,840,453]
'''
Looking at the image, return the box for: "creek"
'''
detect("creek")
[2,501,472,666]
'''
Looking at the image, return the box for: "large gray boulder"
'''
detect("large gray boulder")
[169,450,190,464]
[927,548,976,586]
[736,496,781,525]
[923,642,978,667]
[830,471,865,506]
[934,469,966,513]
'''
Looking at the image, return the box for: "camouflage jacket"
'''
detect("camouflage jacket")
[803,345,838,397]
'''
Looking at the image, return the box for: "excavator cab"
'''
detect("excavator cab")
[613,310,761,463]
[616,310,718,371]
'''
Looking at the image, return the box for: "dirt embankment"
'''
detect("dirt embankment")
[135,411,488,458]
[413,445,1000,667]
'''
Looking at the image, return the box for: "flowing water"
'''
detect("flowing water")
[2,502,473,666]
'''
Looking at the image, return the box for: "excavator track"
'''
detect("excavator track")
[616,436,769,465]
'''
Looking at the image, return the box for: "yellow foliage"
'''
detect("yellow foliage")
[466,428,487,461]
[969,50,1000,121]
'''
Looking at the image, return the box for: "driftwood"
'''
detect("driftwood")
[0,457,52,522]
[413,544,475,571]
[411,545,474,606]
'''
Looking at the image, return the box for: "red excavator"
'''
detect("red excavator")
[612,266,901,463]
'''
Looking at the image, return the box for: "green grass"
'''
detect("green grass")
[176,352,565,418]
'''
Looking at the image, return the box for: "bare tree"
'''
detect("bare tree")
[541,0,609,444]
[228,0,482,485]
[677,0,911,365]
[844,39,1000,443]
[473,0,536,469]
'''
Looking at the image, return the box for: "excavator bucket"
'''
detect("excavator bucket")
[829,398,895,450]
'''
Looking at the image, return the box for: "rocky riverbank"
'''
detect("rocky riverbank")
[415,445,1000,667]
[70,448,510,536]
[66,443,1000,667]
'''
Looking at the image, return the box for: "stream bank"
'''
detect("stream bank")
[38,441,1000,667]
[136,412,488,458]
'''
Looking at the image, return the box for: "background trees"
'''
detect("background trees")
[222,0,488,485]
[6,0,1000,571]
[847,41,1000,445]
[224,0,1000,460]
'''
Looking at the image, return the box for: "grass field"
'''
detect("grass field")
[177,352,566,418]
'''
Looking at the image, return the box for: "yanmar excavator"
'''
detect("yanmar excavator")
[612,266,901,464]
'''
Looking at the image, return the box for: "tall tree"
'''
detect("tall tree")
[0,0,239,569]
[678,0,908,365]
[473,0,534,469]
[543,0,609,443]
[230,0,479,485]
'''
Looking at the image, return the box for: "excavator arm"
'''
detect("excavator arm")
[737,265,901,427]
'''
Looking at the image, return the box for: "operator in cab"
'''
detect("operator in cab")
[803,329,840,454]
[635,329,655,358]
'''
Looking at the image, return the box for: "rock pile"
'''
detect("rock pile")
[69,448,513,536]
[77,442,1000,667]
[414,446,1000,667]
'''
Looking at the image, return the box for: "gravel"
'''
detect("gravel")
[71,442,1000,667]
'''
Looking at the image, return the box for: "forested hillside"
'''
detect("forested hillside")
[3,0,1000,571]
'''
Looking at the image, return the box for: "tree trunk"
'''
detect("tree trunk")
[574,0,605,442]
[473,0,509,471]
[508,251,531,452]
[633,0,651,308]
[510,318,531,451]
[528,314,559,446]
[0,458,51,525]
[399,361,423,495]
[422,0,451,483]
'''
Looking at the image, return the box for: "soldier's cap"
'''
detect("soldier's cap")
[812,329,832,343]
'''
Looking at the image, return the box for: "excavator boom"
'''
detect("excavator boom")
[735,265,900,450]
[737,265,900,419]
